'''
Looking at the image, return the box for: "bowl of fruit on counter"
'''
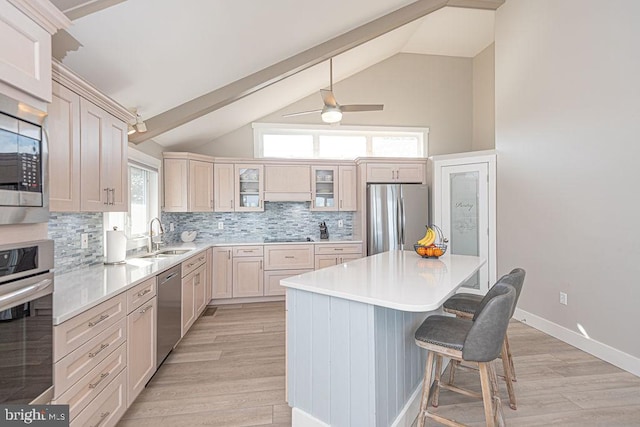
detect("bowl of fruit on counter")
[414,225,448,259]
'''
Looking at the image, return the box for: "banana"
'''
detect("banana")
[417,227,436,246]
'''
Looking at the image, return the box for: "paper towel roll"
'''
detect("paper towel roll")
[106,228,127,264]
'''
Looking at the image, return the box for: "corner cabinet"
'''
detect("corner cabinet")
[311,165,356,211]
[49,63,134,213]
[212,247,233,298]
[162,154,213,212]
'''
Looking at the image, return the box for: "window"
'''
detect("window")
[254,123,428,159]
[104,149,160,251]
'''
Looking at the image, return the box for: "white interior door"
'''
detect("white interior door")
[440,163,489,293]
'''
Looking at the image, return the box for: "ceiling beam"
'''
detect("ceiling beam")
[129,0,504,144]
[58,0,127,20]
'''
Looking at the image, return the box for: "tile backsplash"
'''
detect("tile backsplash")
[162,202,354,243]
[48,202,355,274]
[48,212,104,273]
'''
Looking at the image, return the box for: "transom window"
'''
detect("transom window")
[254,123,428,159]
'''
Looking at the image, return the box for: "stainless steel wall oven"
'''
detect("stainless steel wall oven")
[0,239,54,404]
[0,93,49,224]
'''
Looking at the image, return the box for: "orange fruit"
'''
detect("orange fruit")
[425,247,435,257]
[417,247,428,256]
[433,248,444,257]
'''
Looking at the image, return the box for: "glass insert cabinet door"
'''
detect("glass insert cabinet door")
[236,165,263,211]
[311,166,337,211]
[440,163,489,291]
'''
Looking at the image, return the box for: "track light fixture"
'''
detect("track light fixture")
[128,108,148,135]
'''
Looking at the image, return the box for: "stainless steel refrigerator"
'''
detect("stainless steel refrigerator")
[367,184,429,255]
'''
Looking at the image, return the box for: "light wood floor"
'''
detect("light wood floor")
[119,302,640,426]
[118,302,290,426]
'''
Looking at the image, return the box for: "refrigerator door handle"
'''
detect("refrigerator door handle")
[400,196,406,247]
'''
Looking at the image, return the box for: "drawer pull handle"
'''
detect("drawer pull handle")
[137,289,151,297]
[88,372,110,389]
[88,343,109,358]
[187,263,195,267]
[139,304,153,314]
[198,257,205,262]
[88,314,109,327]
[91,411,110,427]
[334,248,344,251]
[284,256,295,259]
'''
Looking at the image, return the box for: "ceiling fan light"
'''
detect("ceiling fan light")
[321,107,342,124]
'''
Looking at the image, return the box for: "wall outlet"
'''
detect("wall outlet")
[559,292,568,305]
[218,222,224,230]
[81,233,89,249]
[338,219,344,228]
[170,223,175,231]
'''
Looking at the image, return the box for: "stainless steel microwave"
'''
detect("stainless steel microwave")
[0,93,49,224]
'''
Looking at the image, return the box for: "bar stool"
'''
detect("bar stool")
[444,268,525,410]
[414,282,516,427]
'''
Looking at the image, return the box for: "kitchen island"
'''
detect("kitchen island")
[281,250,486,427]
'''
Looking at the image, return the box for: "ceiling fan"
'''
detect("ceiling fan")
[283,58,383,124]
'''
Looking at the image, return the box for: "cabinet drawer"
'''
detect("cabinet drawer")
[55,343,126,421]
[70,369,127,427]
[264,269,312,296]
[233,246,264,257]
[54,293,126,361]
[264,245,314,270]
[314,243,363,255]
[54,318,127,398]
[126,277,156,314]
[182,251,207,277]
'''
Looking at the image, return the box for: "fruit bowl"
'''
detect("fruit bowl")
[414,243,447,259]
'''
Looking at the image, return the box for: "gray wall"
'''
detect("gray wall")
[495,0,640,359]
[196,53,475,158]
[472,44,495,151]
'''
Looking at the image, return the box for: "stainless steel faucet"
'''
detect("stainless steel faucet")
[148,217,165,252]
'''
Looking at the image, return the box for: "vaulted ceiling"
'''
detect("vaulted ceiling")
[51,0,499,150]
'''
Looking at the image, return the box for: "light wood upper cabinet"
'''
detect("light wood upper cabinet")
[264,165,311,202]
[214,163,234,212]
[235,164,264,212]
[79,98,128,212]
[338,165,357,211]
[365,162,425,183]
[49,81,80,211]
[163,158,188,211]
[311,165,356,211]
[212,247,232,299]
[189,160,213,212]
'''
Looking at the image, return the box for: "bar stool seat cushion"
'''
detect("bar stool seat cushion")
[414,315,473,351]
[443,293,483,315]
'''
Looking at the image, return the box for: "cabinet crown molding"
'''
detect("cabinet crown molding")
[52,59,135,124]
[7,0,70,34]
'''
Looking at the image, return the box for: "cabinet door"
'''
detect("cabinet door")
[396,163,425,183]
[214,163,234,212]
[205,248,212,303]
[181,272,196,336]
[311,166,337,211]
[212,247,232,298]
[365,163,396,183]
[104,116,128,212]
[338,165,357,211]
[127,297,156,407]
[189,160,213,212]
[49,82,80,212]
[193,264,207,316]
[80,98,108,211]
[264,269,312,297]
[314,255,338,270]
[232,257,263,297]
[340,255,362,264]
[163,158,188,211]
[235,164,264,211]
[264,165,311,201]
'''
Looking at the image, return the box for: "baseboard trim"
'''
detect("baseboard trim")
[514,308,640,377]
[208,295,284,305]
[292,408,330,427]
[391,384,422,427]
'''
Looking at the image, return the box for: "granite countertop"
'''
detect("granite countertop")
[281,250,486,312]
[53,238,363,325]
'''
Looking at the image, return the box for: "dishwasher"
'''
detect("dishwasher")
[156,264,182,367]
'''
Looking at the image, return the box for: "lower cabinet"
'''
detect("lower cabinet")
[264,269,312,296]
[314,243,364,270]
[70,369,127,427]
[181,252,209,336]
[126,296,156,406]
[232,257,264,297]
[212,247,233,298]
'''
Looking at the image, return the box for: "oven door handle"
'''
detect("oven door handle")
[0,279,53,311]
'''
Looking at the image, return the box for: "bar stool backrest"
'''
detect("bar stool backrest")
[473,268,526,321]
[462,284,516,362]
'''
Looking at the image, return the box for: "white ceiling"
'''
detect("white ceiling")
[53,1,495,149]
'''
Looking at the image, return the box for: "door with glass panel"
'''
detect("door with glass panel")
[440,163,489,293]
[235,164,264,212]
[311,166,337,211]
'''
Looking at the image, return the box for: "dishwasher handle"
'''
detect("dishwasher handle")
[159,270,180,285]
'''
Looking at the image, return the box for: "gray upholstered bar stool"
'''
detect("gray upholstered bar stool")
[414,282,516,427]
[443,268,525,410]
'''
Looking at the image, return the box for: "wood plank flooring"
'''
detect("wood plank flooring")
[119,302,640,426]
[118,302,290,426]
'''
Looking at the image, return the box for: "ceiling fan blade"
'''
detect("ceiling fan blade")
[320,89,338,108]
[340,104,384,112]
[282,109,323,118]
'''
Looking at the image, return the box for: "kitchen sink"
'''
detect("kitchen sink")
[139,249,192,259]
